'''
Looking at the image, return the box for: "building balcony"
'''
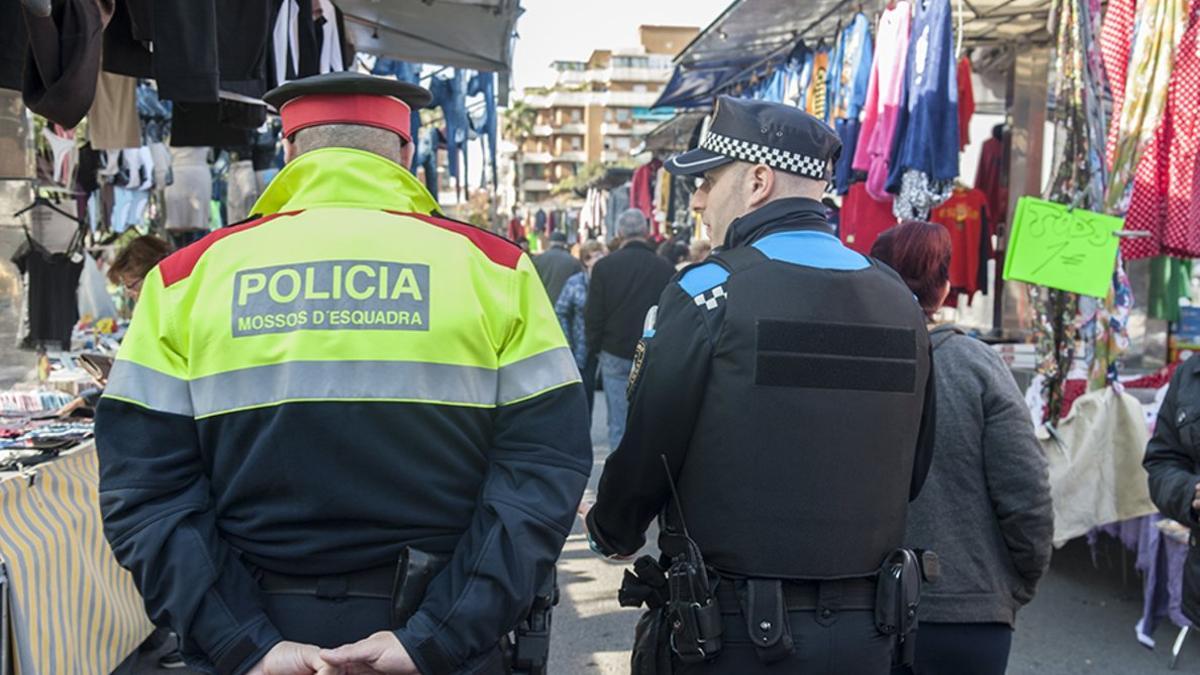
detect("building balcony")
[599,91,663,108]
[602,67,673,84]
[531,124,553,137]
[522,179,552,192]
[556,150,588,163]
[523,152,552,164]
[554,123,588,135]
[602,151,629,163]
[601,123,633,136]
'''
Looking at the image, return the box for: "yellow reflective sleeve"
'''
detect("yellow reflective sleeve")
[111,268,189,378]
[495,255,580,406]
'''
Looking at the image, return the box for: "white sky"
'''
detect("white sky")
[509,0,734,91]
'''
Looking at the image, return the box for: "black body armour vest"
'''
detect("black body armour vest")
[670,204,932,580]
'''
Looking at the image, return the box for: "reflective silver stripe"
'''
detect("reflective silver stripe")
[189,360,502,417]
[104,361,194,417]
[497,347,581,405]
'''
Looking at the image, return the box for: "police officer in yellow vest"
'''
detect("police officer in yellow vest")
[96,72,592,675]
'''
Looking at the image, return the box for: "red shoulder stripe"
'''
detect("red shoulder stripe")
[158,211,303,288]
[390,211,523,270]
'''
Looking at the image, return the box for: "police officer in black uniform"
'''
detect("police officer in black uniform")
[582,96,936,674]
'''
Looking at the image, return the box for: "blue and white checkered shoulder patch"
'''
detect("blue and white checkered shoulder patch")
[678,262,730,312]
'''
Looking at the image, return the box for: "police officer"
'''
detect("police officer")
[96,72,592,675]
[582,96,936,674]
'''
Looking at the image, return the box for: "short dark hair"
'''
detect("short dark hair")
[107,235,173,286]
[870,221,951,318]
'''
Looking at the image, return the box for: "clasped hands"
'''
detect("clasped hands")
[246,631,418,675]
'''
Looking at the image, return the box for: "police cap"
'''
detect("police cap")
[665,95,842,181]
[263,71,433,144]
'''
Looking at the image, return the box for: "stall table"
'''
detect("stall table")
[0,442,152,674]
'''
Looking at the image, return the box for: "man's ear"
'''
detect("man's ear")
[747,164,776,208]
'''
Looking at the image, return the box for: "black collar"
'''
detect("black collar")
[621,238,656,252]
[722,197,833,249]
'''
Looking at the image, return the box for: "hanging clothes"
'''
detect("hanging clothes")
[314,0,345,74]
[429,71,468,186]
[829,13,874,195]
[1101,0,1140,167]
[165,146,211,233]
[839,182,897,255]
[12,239,83,350]
[1123,0,1200,260]
[154,0,274,102]
[975,128,1009,224]
[957,57,975,151]
[1105,0,1189,212]
[20,0,104,128]
[467,71,498,189]
[853,1,913,202]
[655,166,671,238]
[630,159,661,226]
[372,58,424,171]
[885,0,960,215]
[929,186,991,300]
[805,43,832,121]
[830,14,874,122]
[1148,256,1192,322]
[793,46,815,109]
[1034,0,1111,420]
[270,0,321,89]
[88,69,140,150]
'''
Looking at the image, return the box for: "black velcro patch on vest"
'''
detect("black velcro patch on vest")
[755,320,916,392]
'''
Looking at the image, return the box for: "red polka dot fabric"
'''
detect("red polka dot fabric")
[1123,0,1200,260]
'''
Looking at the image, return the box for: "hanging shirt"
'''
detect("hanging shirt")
[12,241,83,350]
[805,45,832,121]
[853,1,913,202]
[975,135,1009,225]
[887,0,961,193]
[957,57,975,150]
[630,159,661,226]
[830,13,875,121]
[839,182,897,255]
[929,187,991,299]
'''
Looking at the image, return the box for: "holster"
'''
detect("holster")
[507,568,558,675]
[874,549,925,667]
[630,607,672,675]
[391,547,450,626]
[664,540,723,663]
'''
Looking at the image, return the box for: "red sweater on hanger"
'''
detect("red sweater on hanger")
[975,136,1008,225]
[929,187,991,302]
[630,159,661,226]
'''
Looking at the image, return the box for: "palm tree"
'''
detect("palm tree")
[502,100,537,203]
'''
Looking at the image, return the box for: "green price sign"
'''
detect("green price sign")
[1002,197,1124,298]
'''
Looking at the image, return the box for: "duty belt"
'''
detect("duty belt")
[715,576,877,613]
[255,565,395,600]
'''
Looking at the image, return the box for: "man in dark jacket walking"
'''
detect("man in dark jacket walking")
[1145,354,1200,628]
[585,209,675,450]
[533,231,582,305]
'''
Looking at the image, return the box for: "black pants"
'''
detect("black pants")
[259,592,509,675]
[672,608,892,675]
[892,622,1013,675]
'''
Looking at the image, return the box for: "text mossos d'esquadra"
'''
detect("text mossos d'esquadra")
[231,261,430,337]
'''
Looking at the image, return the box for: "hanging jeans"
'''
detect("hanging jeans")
[111,187,149,233]
[599,351,632,451]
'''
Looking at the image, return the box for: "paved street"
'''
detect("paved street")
[122,396,1200,674]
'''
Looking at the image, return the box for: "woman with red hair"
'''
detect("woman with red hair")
[872,222,1053,675]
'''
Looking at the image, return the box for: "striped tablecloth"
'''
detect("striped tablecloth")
[0,442,153,674]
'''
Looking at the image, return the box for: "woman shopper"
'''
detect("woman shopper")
[871,221,1054,675]
[556,239,606,412]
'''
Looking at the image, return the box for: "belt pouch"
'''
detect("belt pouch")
[741,579,793,663]
[391,547,441,626]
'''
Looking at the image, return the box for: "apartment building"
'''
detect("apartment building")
[514,25,698,204]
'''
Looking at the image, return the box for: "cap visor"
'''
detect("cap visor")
[664,148,733,176]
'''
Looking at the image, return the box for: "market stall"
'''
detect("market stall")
[633,0,1200,662]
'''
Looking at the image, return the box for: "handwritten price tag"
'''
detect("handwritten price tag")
[1001,197,1124,298]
